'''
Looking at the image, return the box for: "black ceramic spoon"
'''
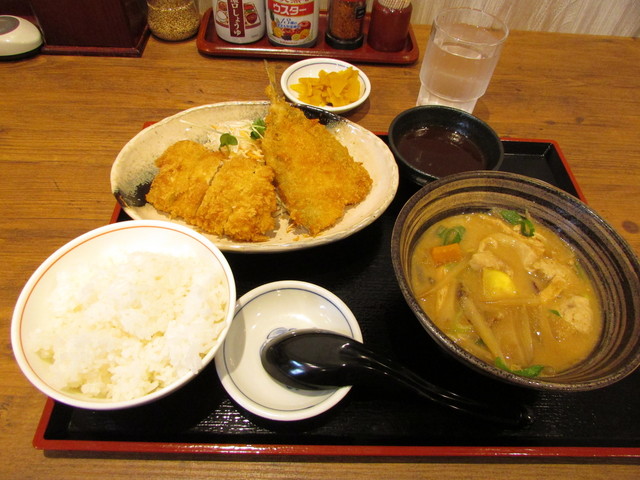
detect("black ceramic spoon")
[261,329,532,428]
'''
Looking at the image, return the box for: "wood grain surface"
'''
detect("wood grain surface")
[1,25,639,478]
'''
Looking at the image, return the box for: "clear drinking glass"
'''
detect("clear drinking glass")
[417,8,509,113]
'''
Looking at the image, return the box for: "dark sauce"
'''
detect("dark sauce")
[396,125,487,177]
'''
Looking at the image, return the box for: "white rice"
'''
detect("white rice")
[34,250,229,402]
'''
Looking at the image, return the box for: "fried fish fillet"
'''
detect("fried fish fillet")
[146,140,278,242]
[261,88,372,235]
[193,155,277,242]
[146,140,223,220]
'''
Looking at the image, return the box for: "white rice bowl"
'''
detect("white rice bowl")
[11,220,235,410]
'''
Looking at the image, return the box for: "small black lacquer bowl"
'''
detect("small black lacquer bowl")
[389,105,504,186]
[391,171,640,391]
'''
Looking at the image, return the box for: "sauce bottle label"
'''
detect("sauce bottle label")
[215,0,265,43]
[267,0,319,46]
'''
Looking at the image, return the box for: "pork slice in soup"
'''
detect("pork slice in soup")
[410,209,602,378]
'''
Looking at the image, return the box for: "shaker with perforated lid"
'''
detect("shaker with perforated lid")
[367,0,413,52]
[146,0,200,41]
[325,0,367,50]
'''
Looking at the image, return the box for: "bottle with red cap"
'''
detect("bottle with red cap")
[367,0,413,52]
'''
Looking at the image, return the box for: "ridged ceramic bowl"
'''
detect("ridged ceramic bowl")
[391,171,640,391]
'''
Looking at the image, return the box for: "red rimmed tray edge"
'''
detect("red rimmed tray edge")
[501,137,588,203]
[196,8,419,65]
[34,137,625,460]
[33,398,640,460]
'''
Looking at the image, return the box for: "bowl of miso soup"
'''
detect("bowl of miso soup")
[391,171,640,391]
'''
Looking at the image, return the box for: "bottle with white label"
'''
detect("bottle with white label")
[213,0,266,44]
[266,0,319,48]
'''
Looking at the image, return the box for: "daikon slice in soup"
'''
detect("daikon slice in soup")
[410,209,602,378]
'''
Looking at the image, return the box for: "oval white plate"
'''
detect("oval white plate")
[110,101,398,253]
[215,281,363,421]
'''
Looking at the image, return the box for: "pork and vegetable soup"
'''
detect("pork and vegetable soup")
[410,209,602,378]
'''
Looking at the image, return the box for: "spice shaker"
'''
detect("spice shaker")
[266,0,320,48]
[367,0,413,52]
[325,0,367,50]
[147,0,200,41]
[214,0,266,44]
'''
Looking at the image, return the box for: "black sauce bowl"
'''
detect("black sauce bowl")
[388,106,504,186]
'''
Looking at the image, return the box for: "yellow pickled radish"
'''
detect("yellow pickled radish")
[291,67,360,107]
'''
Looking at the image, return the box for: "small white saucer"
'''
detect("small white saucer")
[215,280,362,421]
[280,58,371,114]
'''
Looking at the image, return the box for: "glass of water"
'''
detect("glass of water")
[417,8,509,113]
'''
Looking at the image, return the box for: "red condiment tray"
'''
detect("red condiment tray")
[196,8,419,64]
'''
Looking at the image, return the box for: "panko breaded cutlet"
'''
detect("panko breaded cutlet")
[193,155,277,242]
[261,88,372,235]
[146,140,223,220]
[146,140,278,242]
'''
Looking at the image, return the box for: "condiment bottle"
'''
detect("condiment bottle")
[367,0,413,52]
[325,0,367,50]
[214,0,266,44]
[146,0,200,41]
[266,0,320,48]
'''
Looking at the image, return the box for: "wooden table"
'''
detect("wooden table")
[2,25,639,478]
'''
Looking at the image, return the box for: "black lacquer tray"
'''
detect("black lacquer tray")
[33,139,640,460]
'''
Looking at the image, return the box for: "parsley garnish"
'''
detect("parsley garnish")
[250,118,266,139]
[219,133,238,150]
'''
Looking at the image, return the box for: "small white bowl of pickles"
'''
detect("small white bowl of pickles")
[280,58,371,114]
